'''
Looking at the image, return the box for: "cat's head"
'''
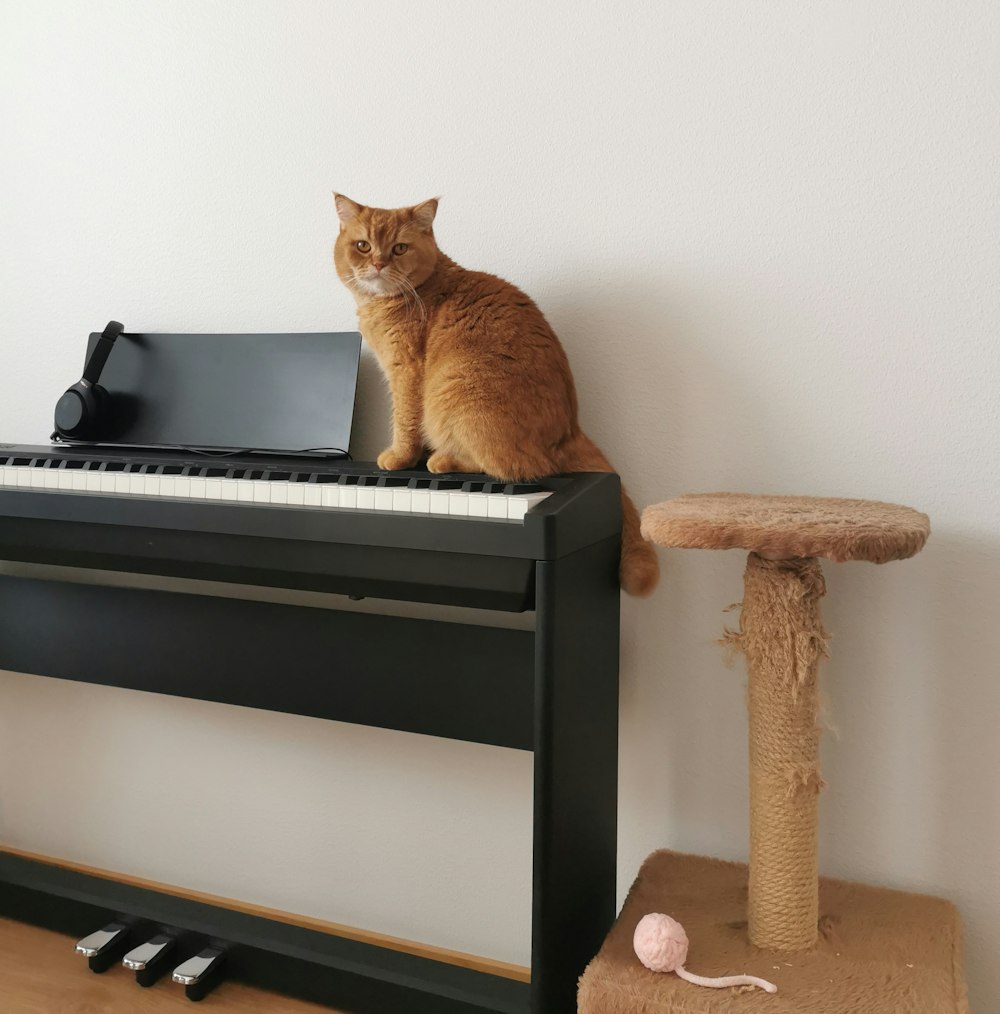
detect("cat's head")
[333,195,439,299]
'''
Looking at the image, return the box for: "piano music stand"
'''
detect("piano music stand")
[579,493,969,1013]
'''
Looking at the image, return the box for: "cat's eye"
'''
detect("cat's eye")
[392,243,408,255]
[355,240,371,253]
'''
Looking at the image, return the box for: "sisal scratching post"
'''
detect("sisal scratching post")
[578,494,970,1013]
[740,554,826,950]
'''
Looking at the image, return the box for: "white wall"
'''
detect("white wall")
[1,0,998,1006]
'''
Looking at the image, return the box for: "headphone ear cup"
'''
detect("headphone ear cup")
[54,383,99,438]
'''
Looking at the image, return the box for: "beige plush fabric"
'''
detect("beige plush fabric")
[641,494,929,563]
[578,850,969,1014]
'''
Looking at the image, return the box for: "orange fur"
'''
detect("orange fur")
[333,194,659,597]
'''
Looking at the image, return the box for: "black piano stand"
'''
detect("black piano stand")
[0,534,620,1013]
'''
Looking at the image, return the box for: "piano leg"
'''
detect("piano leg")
[531,535,620,1014]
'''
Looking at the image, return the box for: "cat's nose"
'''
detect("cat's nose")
[372,261,385,272]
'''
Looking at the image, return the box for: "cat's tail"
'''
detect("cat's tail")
[559,432,660,597]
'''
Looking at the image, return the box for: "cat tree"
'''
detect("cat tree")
[579,494,969,1013]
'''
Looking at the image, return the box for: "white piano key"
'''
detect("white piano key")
[143,475,161,495]
[270,483,288,505]
[391,488,411,512]
[448,491,469,516]
[506,491,553,521]
[205,478,222,500]
[429,490,451,514]
[71,470,87,491]
[128,474,145,494]
[356,486,376,510]
[30,467,47,488]
[236,480,254,502]
[219,479,240,501]
[113,473,130,494]
[85,472,102,492]
[339,486,358,509]
[175,476,191,498]
[373,488,394,511]
[252,480,270,503]
[44,469,61,490]
[304,485,322,507]
[56,469,75,490]
[486,495,509,519]
[321,485,341,508]
[188,477,207,499]
[468,493,489,517]
[287,484,306,506]
[160,475,177,497]
[409,489,430,513]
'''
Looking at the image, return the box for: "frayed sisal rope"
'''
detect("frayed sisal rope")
[741,553,829,949]
[633,913,777,994]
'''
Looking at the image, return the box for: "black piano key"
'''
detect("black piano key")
[315,474,338,483]
[408,478,433,490]
[65,459,86,469]
[428,480,463,491]
[266,471,292,481]
[105,462,126,472]
[375,476,410,488]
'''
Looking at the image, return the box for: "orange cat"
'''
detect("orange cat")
[333,194,659,597]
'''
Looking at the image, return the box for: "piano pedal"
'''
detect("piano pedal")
[172,945,227,1001]
[122,932,177,987]
[74,921,132,973]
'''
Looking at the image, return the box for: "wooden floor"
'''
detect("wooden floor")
[0,917,342,1013]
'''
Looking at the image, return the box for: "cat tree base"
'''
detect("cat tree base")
[578,850,968,1014]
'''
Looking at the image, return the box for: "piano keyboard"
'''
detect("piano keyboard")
[0,454,553,522]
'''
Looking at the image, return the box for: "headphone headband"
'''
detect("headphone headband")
[81,320,124,385]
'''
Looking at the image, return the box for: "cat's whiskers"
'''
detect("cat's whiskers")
[385,268,426,324]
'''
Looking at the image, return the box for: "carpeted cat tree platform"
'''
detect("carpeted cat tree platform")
[579,495,969,1013]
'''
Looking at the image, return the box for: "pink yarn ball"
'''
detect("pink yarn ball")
[633,913,689,973]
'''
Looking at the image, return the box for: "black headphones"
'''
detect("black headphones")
[53,320,124,440]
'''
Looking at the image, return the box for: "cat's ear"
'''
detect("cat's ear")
[334,193,363,227]
[411,198,439,231]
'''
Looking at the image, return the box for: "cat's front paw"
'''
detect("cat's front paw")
[427,451,478,474]
[377,447,421,471]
